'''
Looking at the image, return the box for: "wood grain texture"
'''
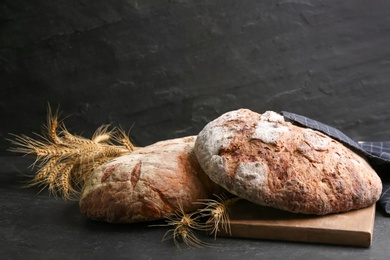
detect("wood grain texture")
[208,200,375,247]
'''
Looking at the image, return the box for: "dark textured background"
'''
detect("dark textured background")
[2,2,390,259]
[2,0,390,154]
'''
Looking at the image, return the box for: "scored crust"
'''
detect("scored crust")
[80,136,221,223]
[194,109,382,215]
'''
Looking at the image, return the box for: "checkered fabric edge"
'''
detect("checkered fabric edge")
[281,111,390,164]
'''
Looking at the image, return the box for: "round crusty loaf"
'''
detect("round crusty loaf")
[80,136,222,223]
[194,109,382,215]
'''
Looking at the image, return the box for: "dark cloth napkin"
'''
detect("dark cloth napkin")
[282,111,390,215]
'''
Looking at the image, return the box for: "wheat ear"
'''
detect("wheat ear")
[152,200,211,249]
[8,106,138,200]
[196,194,241,239]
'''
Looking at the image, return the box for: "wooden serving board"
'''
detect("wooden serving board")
[208,200,376,247]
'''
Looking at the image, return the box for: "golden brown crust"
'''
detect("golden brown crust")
[79,136,222,223]
[195,109,382,215]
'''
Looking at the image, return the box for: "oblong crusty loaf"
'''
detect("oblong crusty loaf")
[194,109,382,215]
[80,136,222,223]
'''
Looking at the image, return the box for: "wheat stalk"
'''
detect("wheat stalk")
[8,106,138,200]
[156,200,212,249]
[196,194,241,239]
[153,195,241,248]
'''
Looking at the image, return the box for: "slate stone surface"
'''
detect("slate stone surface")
[2,0,390,154]
[2,156,390,259]
[2,1,390,258]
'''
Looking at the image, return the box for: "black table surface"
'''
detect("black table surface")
[2,156,390,260]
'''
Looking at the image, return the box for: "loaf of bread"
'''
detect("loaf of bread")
[80,136,222,223]
[194,109,382,215]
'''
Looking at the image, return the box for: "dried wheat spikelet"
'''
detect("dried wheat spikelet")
[154,195,240,248]
[152,200,212,249]
[8,106,138,200]
[196,194,241,239]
